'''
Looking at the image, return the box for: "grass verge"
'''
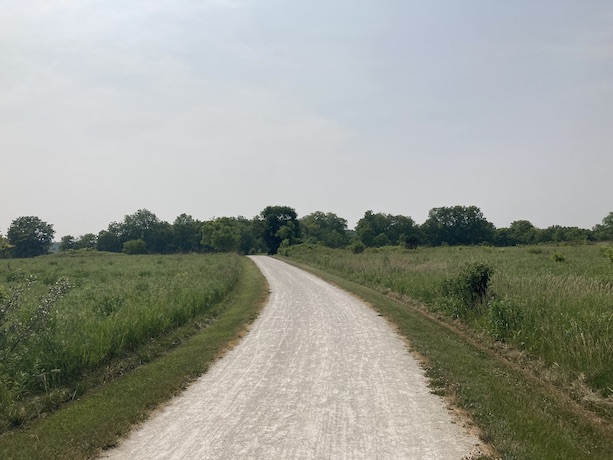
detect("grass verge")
[0,257,268,460]
[281,257,613,460]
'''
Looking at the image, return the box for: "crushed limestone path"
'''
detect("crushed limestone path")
[102,256,482,459]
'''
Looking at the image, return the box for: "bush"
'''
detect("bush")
[442,262,494,316]
[552,251,566,262]
[350,240,366,254]
[122,239,147,255]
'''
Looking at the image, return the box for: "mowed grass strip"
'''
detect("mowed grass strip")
[0,257,268,460]
[282,258,613,460]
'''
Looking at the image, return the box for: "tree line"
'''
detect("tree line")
[2,205,613,258]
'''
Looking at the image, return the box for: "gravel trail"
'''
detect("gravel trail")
[102,256,482,459]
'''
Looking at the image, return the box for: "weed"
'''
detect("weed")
[552,251,566,262]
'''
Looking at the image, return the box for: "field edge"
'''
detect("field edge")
[0,256,269,460]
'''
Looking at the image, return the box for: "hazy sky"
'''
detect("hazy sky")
[2,1,612,238]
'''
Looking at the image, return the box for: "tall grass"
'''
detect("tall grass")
[284,243,613,399]
[0,251,240,432]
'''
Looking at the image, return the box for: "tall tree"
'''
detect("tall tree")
[593,212,613,241]
[422,206,494,246]
[0,233,13,258]
[355,211,421,247]
[7,216,55,258]
[173,214,202,253]
[97,222,122,252]
[508,220,538,245]
[201,217,241,252]
[300,211,350,248]
[258,206,300,254]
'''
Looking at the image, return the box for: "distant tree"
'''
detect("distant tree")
[119,209,161,243]
[0,233,13,258]
[300,211,350,248]
[122,239,147,255]
[7,216,55,258]
[508,220,538,245]
[201,217,241,252]
[173,214,202,253]
[539,225,592,244]
[75,233,97,250]
[422,206,494,246]
[60,235,76,251]
[97,226,122,252]
[149,221,175,254]
[493,227,513,247]
[117,209,174,254]
[593,212,613,241]
[355,211,421,247]
[258,206,300,254]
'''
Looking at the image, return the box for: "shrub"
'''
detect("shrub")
[442,262,494,316]
[552,251,566,262]
[122,239,147,255]
[350,240,366,254]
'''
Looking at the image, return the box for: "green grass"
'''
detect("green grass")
[284,244,613,398]
[280,247,613,459]
[0,256,267,460]
[0,251,241,432]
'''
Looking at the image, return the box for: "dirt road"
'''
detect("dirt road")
[102,256,482,459]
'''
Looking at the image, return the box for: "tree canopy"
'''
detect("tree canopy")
[258,206,300,254]
[422,206,494,246]
[355,211,421,248]
[300,211,350,248]
[7,216,55,258]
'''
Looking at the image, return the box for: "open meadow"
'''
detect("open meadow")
[0,251,241,433]
[283,243,613,405]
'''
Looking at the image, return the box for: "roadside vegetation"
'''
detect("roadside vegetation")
[0,256,267,459]
[280,243,613,459]
[0,251,241,433]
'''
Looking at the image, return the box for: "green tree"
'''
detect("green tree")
[300,211,350,248]
[173,214,201,253]
[0,233,13,258]
[60,235,76,251]
[118,209,174,254]
[96,225,122,252]
[508,220,538,245]
[539,225,592,244]
[593,212,613,241]
[258,206,300,254]
[355,211,421,248]
[74,233,97,250]
[119,209,161,243]
[422,206,494,246]
[7,216,55,258]
[201,217,241,252]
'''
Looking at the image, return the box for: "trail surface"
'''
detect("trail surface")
[103,256,482,459]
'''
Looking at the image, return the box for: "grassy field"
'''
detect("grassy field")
[0,255,267,460]
[283,243,613,401]
[281,248,613,459]
[0,251,242,433]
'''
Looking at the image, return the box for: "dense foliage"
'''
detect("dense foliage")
[0,252,241,430]
[3,207,613,259]
[6,217,55,258]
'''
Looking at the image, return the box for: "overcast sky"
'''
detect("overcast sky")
[2,1,612,237]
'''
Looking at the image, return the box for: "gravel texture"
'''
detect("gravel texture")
[102,256,483,459]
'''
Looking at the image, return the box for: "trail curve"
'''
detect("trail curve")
[102,256,482,459]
